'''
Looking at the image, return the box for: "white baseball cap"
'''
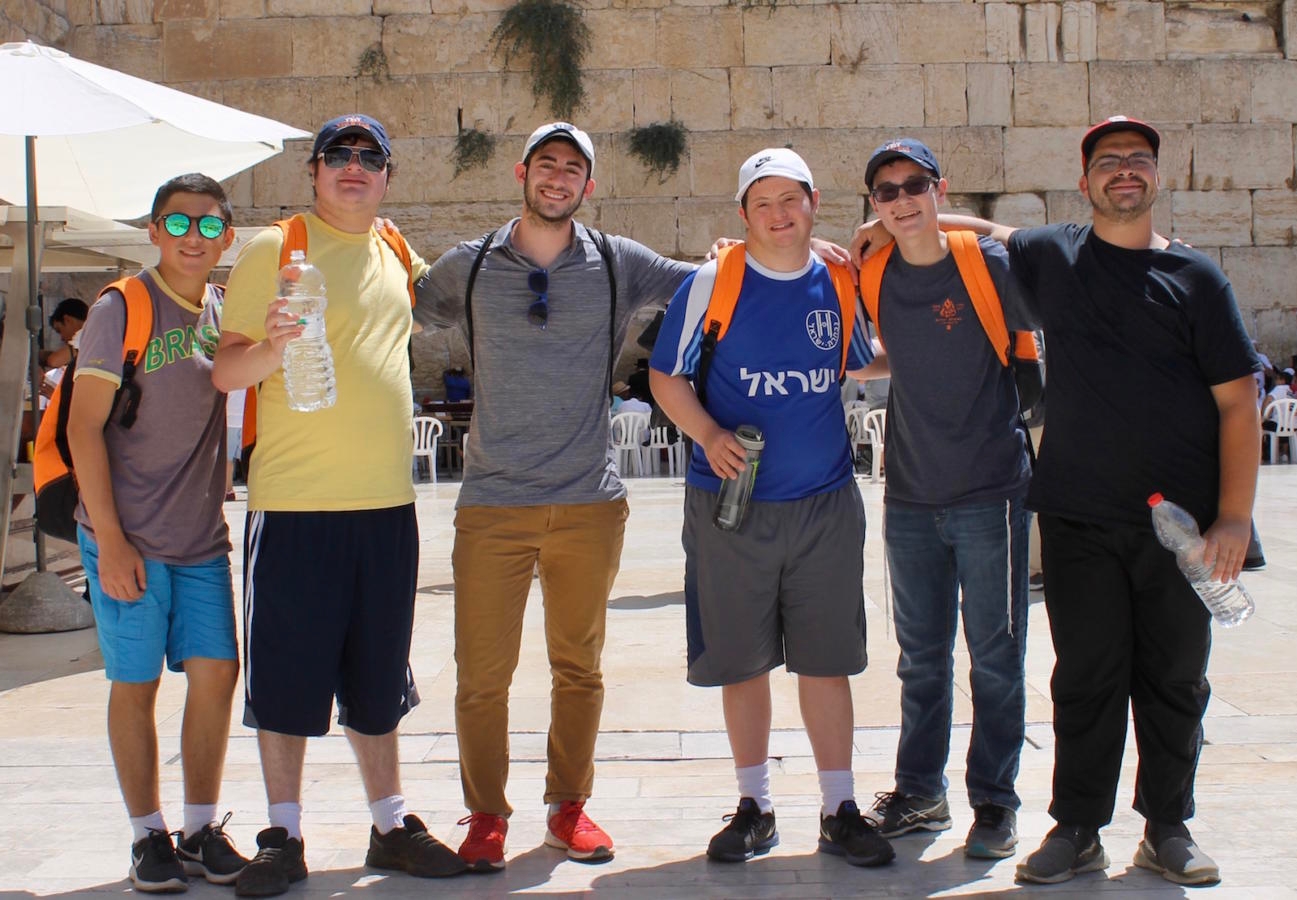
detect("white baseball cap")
[735,147,814,201]
[523,122,595,175]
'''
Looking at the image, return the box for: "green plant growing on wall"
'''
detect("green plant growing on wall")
[492,0,590,119]
[627,121,688,182]
[452,128,497,178]
[356,43,389,81]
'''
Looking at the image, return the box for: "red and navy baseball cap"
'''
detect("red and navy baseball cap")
[1081,116,1160,169]
[311,114,392,161]
[864,138,941,189]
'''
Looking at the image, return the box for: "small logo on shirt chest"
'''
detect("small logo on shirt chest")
[805,309,841,350]
[932,298,965,332]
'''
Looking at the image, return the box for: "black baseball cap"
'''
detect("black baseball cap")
[1081,116,1160,168]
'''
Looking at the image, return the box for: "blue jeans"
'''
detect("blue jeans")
[885,498,1029,810]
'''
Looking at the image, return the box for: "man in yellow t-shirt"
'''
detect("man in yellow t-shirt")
[214,114,466,897]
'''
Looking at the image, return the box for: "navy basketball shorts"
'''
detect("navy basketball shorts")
[241,504,421,736]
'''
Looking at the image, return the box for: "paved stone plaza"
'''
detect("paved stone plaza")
[1,467,1294,898]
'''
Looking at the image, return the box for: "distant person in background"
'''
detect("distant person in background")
[614,381,651,415]
[443,367,472,402]
[627,357,653,407]
[39,297,88,369]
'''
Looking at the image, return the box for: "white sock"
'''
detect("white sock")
[735,763,773,814]
[268,801,303,840]
[818,769,855,817]
[130,811,167,842]
[369,795,408,835]
[183,803,218,839]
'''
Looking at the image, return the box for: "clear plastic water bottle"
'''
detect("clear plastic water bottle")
[713,425,764,532]
[1148,493,1255,627]
[277,249,336,412]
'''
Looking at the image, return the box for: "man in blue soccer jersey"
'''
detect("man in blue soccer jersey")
[649,148,893,868]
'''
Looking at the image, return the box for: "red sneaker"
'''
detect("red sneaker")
[544,801,614,862]
[456,813,507,873]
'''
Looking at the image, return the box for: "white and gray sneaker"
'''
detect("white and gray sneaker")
[867,791,953,838]
[1134,830,1220,886]
[130,829,189,893]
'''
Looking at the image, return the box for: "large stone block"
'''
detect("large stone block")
[162,19,292,81]
[95,0,152,25]
[985,3,1022,64]
[69,24,162,81]
[816,192,867,245]
[942,126,1005,193]
[1089,62,1201,123]
[1252,189,1297,245]
[598,198,681,256]
[832,4,899,67]
[729,67,774,131]
[1154,125,1193,191]
[633,69,672,127]
[1166,4,1279,58]
[657,7,742,70]
[897,3,987,64]
[498,72,547,135]
[812,126,904,199]
[990,192,1048,227]
[1171,190,1253,245]
[770,67,817,129]
[925,64,968,127]
[1096,1,1165,61]
[383,14,495,77]
[223,77,308,134]
[219,0,265,17]
[1024,3,1059,63]
[678,197,738,258]
[251,143,313,208]
[1013,63,1090,126]
[671,68,730,132]
[360,74,459,138]
[456,73,503,133]
[1193,125,1293,190]
[687,131,765,201]
[773,65,926,131]
[375,0,429,13]
[1221,247,1297,309]
[745,6,830,67]
[579,69,635,134]
[155,0,217,19]
[585,9,658,70]
[968,63,1013,125]
[1252,61,1297,123]
[1199,60,1252,123]
[1061,1,1097,62]
[290,16,381,78]
[1004,127,1078,191]
[1288,0,1297,59]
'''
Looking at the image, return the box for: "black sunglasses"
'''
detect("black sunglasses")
[320,146,388,173]
[527,268,549,329]
[156,212,228,239]
[870,175,938,203]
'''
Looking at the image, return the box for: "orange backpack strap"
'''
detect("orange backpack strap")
[272,215,308,269]
[825,261,860,376]
[857,243,895,343]
[946,230,1012,367]
[704,243,748,342]
[377,223,416,308]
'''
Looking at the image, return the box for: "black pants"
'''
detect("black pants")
[1039,514,1211,829]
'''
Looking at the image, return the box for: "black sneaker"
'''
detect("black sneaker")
[1242,556,1266,571]
[1015,823,1108,884]
[818,800,895,867]
[235,827,307,898]
[706,798,779,862]
[867,790,953,838]
[177,812,249,884]
[366,814,468,878]
[129,829,189,893]
[965,804,1018,858]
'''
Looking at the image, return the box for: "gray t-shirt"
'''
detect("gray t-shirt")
[871,236,1032,508]
[74,268,230,564]
[415,220,695,507]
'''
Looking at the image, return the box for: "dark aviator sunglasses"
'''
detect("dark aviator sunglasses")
[320,146,388,173]
[870,175,939,204]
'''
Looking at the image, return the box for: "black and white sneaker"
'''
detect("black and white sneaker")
[706,798,779,862]
[867,790,953,838]
[818,800,895,867]
[177,812,249,884]
[130,829,189,893]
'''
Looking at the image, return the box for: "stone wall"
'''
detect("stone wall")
[20,0,1297,392]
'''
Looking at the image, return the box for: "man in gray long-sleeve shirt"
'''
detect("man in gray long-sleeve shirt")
[414,122,694,872]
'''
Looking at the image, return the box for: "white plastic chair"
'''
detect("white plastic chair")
[1264,397,1297,464]
[641,426,685,477]
[847,407,886,482]
[611,411,650,477]
[412,416,443,483]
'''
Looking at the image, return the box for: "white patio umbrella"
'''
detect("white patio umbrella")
[0,39,309,585]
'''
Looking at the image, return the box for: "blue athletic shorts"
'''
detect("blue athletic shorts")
[78,527,237,683]
[241,505,421,737]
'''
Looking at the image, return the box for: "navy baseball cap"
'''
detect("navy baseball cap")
[864,138,941,188]
[311,114,392,161]
[1081,116,1161,168]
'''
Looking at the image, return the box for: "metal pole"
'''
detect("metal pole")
[23,135,46,572]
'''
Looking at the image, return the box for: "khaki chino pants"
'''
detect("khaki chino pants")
[452,499,629,816]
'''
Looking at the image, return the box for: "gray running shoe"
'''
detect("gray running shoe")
[1015,824,1109,884]
[965,804,1018,859]
[867,791,952,838]
[1133,835,1220,886]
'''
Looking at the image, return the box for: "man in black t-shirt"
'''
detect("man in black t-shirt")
[852,116,1260,888]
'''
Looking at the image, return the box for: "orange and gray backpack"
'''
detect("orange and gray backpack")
[239,214,418,468]
[694,242,860,406]
[32,277,156,541]
[858,230,1043,426]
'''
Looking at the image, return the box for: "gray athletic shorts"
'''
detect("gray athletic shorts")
[682,481,868,687]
